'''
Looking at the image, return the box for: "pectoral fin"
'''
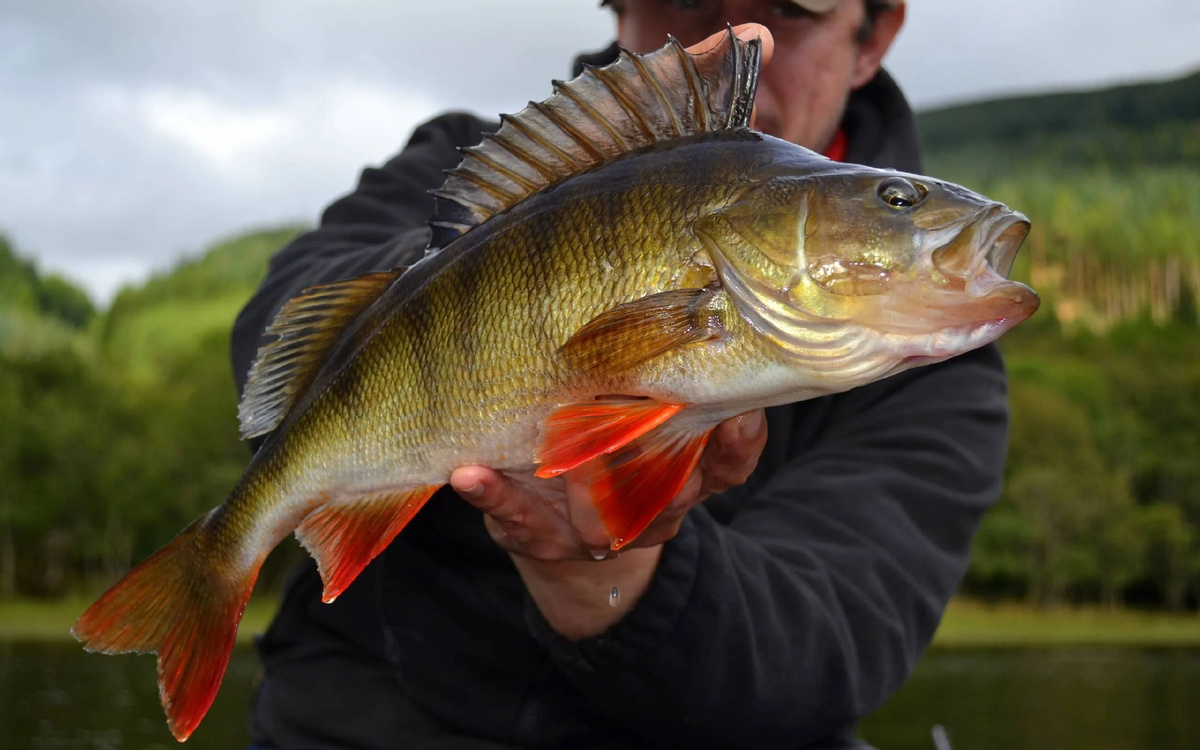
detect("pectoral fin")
[558,285,725,374]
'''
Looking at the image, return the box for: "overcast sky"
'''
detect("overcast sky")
[3,0,1198,304]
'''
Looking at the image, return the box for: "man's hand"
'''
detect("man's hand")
[451,409,767,640]
[451,409,768,561]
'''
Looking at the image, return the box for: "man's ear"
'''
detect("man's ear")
[851,2,906,89]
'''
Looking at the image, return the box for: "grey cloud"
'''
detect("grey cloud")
[891,0,1200,108]
[6,1,614,115]
[1,1,1198,303]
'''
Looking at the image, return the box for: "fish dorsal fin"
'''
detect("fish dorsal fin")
[238,270,403,440]
[428,28,762,248]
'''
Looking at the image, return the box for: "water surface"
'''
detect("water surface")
[4,643,1199,749]
[860,647,1200,749]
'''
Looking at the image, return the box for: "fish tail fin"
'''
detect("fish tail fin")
[71,509,259,742]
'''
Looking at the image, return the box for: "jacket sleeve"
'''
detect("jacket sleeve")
[524,343,1008,748]
[229,113,491,393]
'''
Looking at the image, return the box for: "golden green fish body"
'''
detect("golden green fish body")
[248,128,1042,529]
[252,132,783,515]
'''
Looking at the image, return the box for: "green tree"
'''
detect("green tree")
[1138,504,1195,611]
[37,274,95,329]
[1093,499,1146,608]
[1002,381,1138,605]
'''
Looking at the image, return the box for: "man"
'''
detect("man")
[233,2,1008,748]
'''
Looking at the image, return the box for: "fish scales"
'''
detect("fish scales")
[270,137,760,483]
[71,31,1040,742]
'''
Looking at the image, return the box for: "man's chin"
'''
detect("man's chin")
[754,116,782,139]
[748,119,823,152]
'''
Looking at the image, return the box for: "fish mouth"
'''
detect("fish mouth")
[927,206,1039,324]
[984,211,1030,279]
[970,210,1038,317]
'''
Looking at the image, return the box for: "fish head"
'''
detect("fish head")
[798,168,1039,333]
[694,157,1039,384]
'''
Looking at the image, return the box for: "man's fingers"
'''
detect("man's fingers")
[594,410,766,551]
[453,465,606,560]
[452,466,547,546]
[685,23,775,65]
[684,23,774,130]
[702,409,768,493]
[452,405,766,558]
[450,465,506,509]
[733,22,775,65]
[563,467,618,553]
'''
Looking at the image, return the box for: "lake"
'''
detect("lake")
[3,643,1199,749]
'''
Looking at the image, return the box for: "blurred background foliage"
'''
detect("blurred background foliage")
[1,71,1198,611]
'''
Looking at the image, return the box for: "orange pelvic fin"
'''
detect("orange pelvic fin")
[71,510,258,742]
[588,422,713,549]
[296,485,439,603]
[534,397,683,478]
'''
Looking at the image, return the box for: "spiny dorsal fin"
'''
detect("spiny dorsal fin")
[429,28,762,248]
[239,270,403,439]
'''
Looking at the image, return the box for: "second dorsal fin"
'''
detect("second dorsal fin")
[238,270,402,440]
[429,28,762,248]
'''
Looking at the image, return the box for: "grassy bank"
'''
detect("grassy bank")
[2,596,1197,645]
[932,599,1200,647]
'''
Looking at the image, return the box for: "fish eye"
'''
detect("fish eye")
[877,177,927,210]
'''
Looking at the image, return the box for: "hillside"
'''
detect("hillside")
[0,228,302,598]
[917,69,1200,171]
[0,235,96,356]
[913,68,1200,331]
[99,226,302,373]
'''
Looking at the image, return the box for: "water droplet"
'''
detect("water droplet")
[609,586,620,608]
[591,550,608,561]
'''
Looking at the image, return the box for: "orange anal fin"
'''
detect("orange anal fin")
[296,485,439,603]
[71,510,258,742]
[589,424,713,550]
[535,397,683,479]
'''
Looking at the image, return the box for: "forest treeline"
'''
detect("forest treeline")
[2,69,1199,609]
